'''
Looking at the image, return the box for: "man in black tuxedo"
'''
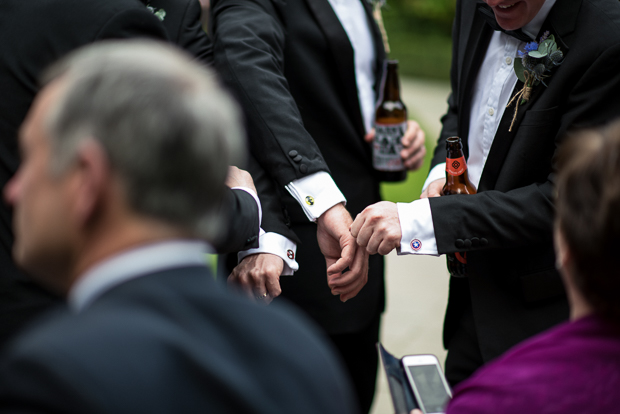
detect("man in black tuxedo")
[210,0,427,411]
[0,0,259,348]
[0,41,357,414]
[352,0,620,385]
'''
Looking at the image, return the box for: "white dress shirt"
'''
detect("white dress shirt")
[397,0,556,256]
[243,0,377,273]
[69,240,212,312]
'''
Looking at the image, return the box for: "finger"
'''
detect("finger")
[428,182,444,197]
[328,244,366,288]
[401,131,426,168]
[354,221,374,249]
[265,273,282,301]
[326,241,354,276]
[420,187,430,199]
[404,146,427,170]
[365,229,384,255]
[364,128,376,143]
[377,237,399,256]
[350,213,366,238]
[400,120,419,147]
[334,249,368,301]
[230,270,256,300]
[265,284,280,304]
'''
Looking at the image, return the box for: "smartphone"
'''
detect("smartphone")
[401,354,452,414]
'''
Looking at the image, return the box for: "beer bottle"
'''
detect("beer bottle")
[441,136,476,277]
[373,60,407,182]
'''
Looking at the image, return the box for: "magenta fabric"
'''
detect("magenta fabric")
[446,315,620,414]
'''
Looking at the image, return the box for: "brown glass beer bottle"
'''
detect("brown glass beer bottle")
[373,60,407,182]
[441,136,476,277]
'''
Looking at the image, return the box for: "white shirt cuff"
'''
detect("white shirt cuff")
[231,186,262,227]
[237,231,299,275]
[396,199,439,256]
[285,172,346,222]
[422,163,446,193]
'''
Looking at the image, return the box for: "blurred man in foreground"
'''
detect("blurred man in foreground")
[0,41,356,414]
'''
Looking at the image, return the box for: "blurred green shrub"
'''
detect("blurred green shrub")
[381,0,455,80]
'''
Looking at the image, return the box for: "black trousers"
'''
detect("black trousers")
[329,312,381,414]
[444,298,484,388]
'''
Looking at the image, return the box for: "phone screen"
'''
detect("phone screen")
[406,364,450,413]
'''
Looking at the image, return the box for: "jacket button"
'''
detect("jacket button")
[300,164,308,173]
[288,150,298,158]
[471,237,480,247]
[293,155,303,162]
[455,239,464,248]
[464,239,472,248]
[480,238,488,246]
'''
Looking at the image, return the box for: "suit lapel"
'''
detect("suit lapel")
[304,0,367,137]
[458,5,493,158]
[477,80,545,191]
[477,0,581,191]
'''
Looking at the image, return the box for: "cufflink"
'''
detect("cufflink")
[411,239,422,251]
[287,249,295,260]
[305,195,315,206]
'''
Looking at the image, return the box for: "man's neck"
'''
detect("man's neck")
[522,0,557,39]
[68,215,191,292]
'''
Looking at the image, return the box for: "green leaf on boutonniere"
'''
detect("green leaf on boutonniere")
[514,58,527,83]
[507,31,564,132]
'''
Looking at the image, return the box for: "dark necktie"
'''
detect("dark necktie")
[477,2,533,42]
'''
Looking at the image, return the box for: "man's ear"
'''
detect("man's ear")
[71,139,111,225]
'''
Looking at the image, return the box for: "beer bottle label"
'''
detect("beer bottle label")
[446,156,467,176]
[373,121,406,171]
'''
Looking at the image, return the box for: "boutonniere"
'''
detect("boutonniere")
[146,4,166,21]
[507,31,564,131]
[370,0,390,53]
[366,0,386,7]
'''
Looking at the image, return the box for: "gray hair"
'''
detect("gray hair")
[42,40,244,239]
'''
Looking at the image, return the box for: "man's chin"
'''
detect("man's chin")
[493,2,527,31]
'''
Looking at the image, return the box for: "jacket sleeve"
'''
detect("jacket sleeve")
[209,0,330,188]
[213,187,261,253]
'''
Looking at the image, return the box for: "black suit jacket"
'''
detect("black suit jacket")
[429,0,620,361]
[0,0,169,348]
[211,0,386,333]
[141,0,213,62]
[0,266,357,413]
[0,0,257,347]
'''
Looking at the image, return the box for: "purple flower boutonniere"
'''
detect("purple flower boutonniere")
[507,31,564,131]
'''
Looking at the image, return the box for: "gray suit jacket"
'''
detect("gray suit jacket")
[0,266,357,413]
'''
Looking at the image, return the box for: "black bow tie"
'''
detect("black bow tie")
[477,3,534,43]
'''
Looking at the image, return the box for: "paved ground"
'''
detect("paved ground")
[370,77,452,414]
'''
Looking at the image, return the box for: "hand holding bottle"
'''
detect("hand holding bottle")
[365,120,426,172]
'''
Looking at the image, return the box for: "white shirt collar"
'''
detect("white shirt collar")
[68,240,212,312]
[522,0,557,40]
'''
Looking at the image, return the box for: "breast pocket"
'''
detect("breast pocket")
[512,106,561,182]
[520,106,560,128]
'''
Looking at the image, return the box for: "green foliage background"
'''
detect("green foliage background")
[381,0,455,80]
